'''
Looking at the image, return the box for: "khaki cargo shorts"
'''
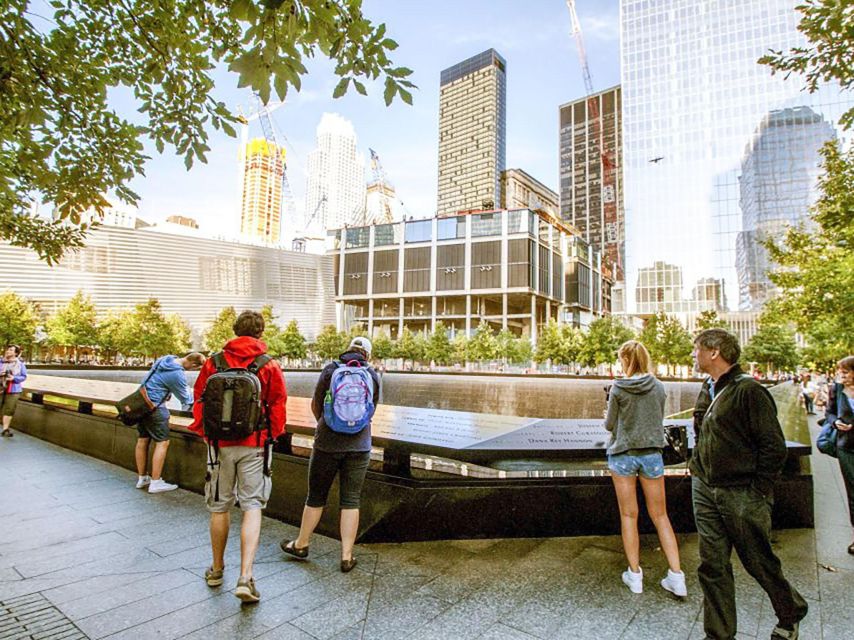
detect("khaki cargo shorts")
[205,445,272,512]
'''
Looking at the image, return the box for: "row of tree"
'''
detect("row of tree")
[0,289,807,373]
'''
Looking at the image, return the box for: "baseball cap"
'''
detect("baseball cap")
[348,336,372,356]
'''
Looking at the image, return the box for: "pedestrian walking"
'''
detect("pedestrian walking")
[691,329,807,640]
[823,355,854,555]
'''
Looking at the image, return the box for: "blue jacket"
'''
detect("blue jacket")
[2,359,27,394]
[143,356,193,411]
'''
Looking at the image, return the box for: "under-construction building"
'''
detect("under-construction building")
[559,86,623,282]
[239,138,285,246]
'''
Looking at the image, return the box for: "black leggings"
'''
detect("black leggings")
[306,449,370,509]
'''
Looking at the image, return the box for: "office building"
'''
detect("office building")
[0,224,336,342]
[559,86,624,281]
[736,106,835,310]
[500,169,559,218]
[621,0,852,313]
[327,209,611,343]
[239,138,284,246]
[437,49,507,216]
[304,113,366,232]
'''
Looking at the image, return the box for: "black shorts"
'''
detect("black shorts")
[136,405,170,442]
[1,392,20,417]
[306,449,371,509]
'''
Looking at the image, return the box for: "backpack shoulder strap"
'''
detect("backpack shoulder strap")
[212,352,229,372]
[248,354,273,374]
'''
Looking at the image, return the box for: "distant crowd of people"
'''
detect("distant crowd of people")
[5,319,853,640]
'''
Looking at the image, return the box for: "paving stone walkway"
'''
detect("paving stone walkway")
[1,418,851,640]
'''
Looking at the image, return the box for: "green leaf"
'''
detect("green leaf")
[333,77,349,99]
[383,77,396,106]
[399,87,413,105]
[353,80,367,96]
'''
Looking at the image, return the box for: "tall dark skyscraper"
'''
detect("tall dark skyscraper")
[437,49,506,216]
[559,86,624,282]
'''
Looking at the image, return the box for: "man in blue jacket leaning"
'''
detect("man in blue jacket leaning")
[136,352,205,493]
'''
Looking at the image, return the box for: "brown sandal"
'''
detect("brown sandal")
[279,539,309,559]
[340,558,357,573]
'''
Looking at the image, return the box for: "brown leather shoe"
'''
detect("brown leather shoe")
[340,558,358,573]
[280,539,309,559]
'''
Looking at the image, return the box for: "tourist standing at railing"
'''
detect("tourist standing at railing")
[823,355,854,556]
[691,329,807,640]
[604,340,686,598]
[280,336,380,574]
[1,345,27,437]
[135,352,206,493]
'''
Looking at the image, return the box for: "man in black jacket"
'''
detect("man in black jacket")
[690,329,807,640]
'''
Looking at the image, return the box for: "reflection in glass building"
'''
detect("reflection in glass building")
[736,107,835,310]
[621,0,853,313]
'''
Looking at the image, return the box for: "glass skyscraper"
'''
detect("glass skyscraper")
[621,0,852,313]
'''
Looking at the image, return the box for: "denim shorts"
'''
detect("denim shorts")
[608,449,665,479]
[136,405,170,442]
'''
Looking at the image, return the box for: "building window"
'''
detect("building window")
[405,219,432,243]
[346,227,369,249]
[507,209,527,234]
[403,247,430,292]
[372,249,398,294]
[471,241,501,289]
[374,223,400,246]
[471,212,502,237]
[437,216,466,240]
[437,244,465,290]
[343,253,368,295]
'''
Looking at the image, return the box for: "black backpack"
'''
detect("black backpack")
[201,352,272,443]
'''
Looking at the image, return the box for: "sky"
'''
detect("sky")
[122,0,622,238]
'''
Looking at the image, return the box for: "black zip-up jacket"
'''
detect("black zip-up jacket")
[824,382,854,450]
[689,364,787,496]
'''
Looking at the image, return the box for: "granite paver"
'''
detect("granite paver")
[1,418,851,639]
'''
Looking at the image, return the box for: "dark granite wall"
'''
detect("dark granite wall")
[35,368,702,419]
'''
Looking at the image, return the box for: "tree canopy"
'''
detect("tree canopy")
[45,290,98,351]
[742,318,800,374]
[579,316,635,371]
[1,0,414,263]
[204,307,237,353]
[278,320,307,361]
[639,312,694,375]
[0,291,40,350]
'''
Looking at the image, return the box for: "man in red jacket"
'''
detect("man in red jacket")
[190,310,287,604]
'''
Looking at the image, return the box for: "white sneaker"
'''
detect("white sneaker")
[148,479,178,493]
[135,475,151,489]
[660,569,687,597]
[622,567,643,594]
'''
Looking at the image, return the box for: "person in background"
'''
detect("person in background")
[1,345,27,437]
[824,355,854,555]
[604,340,686,597]
[280,336,379,573]
[135,352,206,493]
[800,373,816,415]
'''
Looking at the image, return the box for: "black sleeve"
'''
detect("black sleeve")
[824,383,839,427]
[693,380,711,442]
[743,383,787,495]
[370,368,381,405]
[311,363,335,420]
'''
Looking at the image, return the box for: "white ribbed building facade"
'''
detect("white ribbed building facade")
[304,113,366,232]
[0,224,336,343]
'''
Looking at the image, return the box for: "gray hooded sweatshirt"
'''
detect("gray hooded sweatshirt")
[604,374,667,455]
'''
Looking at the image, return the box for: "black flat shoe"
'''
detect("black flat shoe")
[280,539,309,559]
[340,558,357,573]
[848,542,854,556]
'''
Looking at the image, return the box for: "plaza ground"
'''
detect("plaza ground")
[1,416,851,640]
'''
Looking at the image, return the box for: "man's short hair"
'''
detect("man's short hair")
[184,352,206,367]
[5,345,20,356]
[838,355,854,373]
[694,329,740,365]
[233,310,265,338]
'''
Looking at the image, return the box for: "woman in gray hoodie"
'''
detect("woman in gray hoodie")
[604,340,686,597]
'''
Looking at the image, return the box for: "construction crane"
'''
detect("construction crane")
[367,148,394,224]
[291,195,327,252]
[566,0,622,280]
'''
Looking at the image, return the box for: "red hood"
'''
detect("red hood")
[223,336,268,364]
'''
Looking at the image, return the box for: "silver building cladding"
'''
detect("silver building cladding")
[621,0,853,314]
[0,225,336,343]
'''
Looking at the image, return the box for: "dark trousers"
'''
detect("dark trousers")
[802,392,814,414]
[692,476,807,640]
[306,449,371,509]
[838,448,854,527]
